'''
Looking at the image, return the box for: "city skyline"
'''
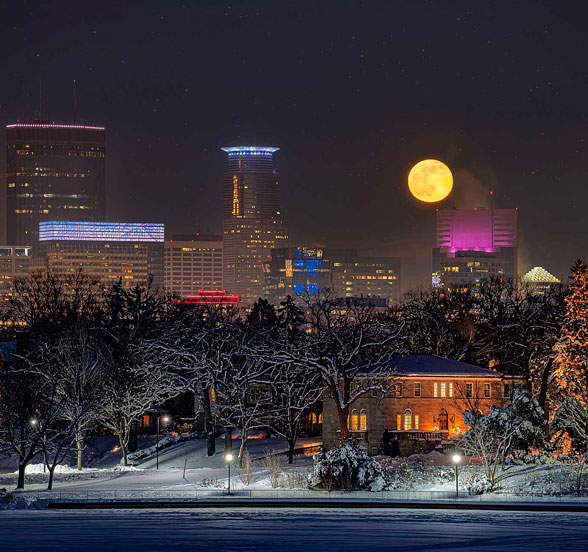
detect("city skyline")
[2,2,588,290]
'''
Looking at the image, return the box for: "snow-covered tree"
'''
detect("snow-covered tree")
[277,292,401,442]
[97,281,183,465]
[459,388,546,489]
[554,259,588,402]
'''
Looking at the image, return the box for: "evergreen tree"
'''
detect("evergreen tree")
[554,259,588,402]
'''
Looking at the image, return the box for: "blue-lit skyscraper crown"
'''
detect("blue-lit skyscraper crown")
[39,221,165,243]
[221,146,279,158]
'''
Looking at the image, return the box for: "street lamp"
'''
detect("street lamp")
[452,453,461,498]
[156,415,170,470]
[30,418,37,427]
[225,453,233,495]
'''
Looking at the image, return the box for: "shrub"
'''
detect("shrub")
[308,440,385,492]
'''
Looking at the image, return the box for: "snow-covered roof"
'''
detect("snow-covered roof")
[522,266,560,283]
[359,354,503,378]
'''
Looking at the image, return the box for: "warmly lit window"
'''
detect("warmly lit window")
[465,383,473,398]
[142,415,150,427]
[349,409,359,431]
[414,382,421,397]
[397,414,402,430]
[209,388,216,403]
[434,382,438,397]
[359,409,367,431]
[449,383,453,398]
[318,413,323,425]
[414,415,419,430]
[440,383,446,398]
[484,383,491,398]
[404,410,412,431]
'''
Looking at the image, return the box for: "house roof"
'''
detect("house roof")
[359,354,503,378]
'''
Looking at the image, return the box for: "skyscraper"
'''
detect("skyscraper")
[6,122,106,251]
[164,234,223,297]
[432,208,518,290]
[221,146,288,304]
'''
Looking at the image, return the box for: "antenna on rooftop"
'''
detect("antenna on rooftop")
[73,80,78,123]
[37,80,43,121]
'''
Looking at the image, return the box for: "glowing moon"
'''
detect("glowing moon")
[408,159,453,203]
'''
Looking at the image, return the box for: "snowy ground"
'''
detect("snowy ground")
[1,508,588,551]
[0,435,319,493]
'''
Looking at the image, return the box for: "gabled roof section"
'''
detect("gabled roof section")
[359,354,503,378]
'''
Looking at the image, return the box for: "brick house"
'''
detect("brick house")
[322,354,526,456]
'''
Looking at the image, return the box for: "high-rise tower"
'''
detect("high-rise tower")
[221,146,288,305]
[6,122,106,252]
[432,208,518,290]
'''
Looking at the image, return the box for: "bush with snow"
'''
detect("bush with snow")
[467,473,492,495]
[308,440,385,492]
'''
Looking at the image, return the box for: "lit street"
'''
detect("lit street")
[1,508,587,551]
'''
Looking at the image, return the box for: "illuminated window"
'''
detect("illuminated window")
[359,409,367,431]
[349,409,359,431]
[484,383,491,398]
[434,382,438,397]
[414,415,419,429]
[396,414,402,430]
[404,409,412,430]
[449,383,453,398]
[440,383,446,397]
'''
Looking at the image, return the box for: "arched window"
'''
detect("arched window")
[349,409,359,431]
[318,413,323,425]
[404,409,412,430]
[359,409,367,431]
[311,412,317,424]
[438,409,448,431]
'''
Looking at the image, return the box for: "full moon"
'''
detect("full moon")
[408,159,453,203]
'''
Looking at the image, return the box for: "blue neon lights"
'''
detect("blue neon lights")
[221,146,279,158]
[39,221,165,243]
[294,283,305,294]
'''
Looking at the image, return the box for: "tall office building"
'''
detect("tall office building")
[6,122,106,251]
[164,234,223,297]
[264,246,401,306]
[37,221,164,290]
[221,146,288,305]
[432,208,518,290]
[0,245,32,302]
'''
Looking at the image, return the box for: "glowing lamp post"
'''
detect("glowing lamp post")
[156,415,170,470]
[452,453,461,498]
[225,453,233,495]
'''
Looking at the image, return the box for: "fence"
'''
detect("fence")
[27,488,588,504]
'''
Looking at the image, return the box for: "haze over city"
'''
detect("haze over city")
[2,1,588,289]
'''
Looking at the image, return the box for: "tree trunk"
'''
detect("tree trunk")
[538,358,553,421]
[337,406,350,442]
[224,427,232,453]
[17,463,26,490]
[238,435,247,468]
[47,465,57,490]
[119,434,129,466]
[288,439,295,465]
[202,389,215,456]
[76,433,84,471]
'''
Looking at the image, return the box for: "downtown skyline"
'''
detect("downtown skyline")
[2,1,588,290]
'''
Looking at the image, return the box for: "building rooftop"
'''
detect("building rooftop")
[39,221,165,243]
[360,354,504,378]
[221,146,279,157]
[522,266,560,284]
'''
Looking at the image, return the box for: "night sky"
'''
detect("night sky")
[2,0,588,289]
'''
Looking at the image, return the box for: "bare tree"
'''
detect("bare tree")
[276,292,402,442]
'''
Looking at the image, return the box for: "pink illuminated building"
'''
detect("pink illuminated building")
[433,208,518,289]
